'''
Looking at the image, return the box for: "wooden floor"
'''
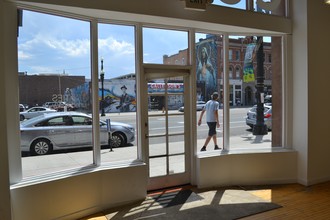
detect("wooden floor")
[81,181,330,220]
[241,181,330,220]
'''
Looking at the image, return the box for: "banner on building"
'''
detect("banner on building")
[243,43,256,83]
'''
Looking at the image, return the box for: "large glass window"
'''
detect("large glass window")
[229,49,233,61]
[162,32,283,152]
[235,50,240,61]
[17,10,285,181]
[254,0,286,15]
[18,11,92,178]
[143,27,188,65]
[229,66,233,78]
[229,35,282,150]
[18,12,139,179]
[98,23,138,163]
[195,33,223,151]
[212,0,247,10]
[235,66,241,78]
[212,0,286,16]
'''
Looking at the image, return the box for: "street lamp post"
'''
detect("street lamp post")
[253,36,268,135]
[100,58,105,116]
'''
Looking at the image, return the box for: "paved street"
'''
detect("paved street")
[101,107,257,144]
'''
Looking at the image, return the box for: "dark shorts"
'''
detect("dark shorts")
[207,122,217,136]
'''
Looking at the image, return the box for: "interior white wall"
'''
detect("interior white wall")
[15,0,291,35]
[291,0,330,186]
[11,165,148,220]
[305,1,330,184]
[197,151,297,188]
[291,0,309,185]
[1,1,20,219]
[0,0,12,218]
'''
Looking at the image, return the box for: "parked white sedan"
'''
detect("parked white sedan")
[20,112,135,155]
[20,107,57,121]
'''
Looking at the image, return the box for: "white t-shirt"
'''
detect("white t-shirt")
[205,100,219,122]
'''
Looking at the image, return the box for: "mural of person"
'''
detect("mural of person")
[197,45,217,101]
[116,85,131,112]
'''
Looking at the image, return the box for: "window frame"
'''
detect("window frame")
[13,7,288,185]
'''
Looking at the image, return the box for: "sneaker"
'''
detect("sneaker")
[200,146,206,151]
[214,145,221,150]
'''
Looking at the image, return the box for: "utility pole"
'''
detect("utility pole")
[253,36,268,135]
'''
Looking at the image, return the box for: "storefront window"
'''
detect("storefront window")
[229,35,283,150]
[98,23,138,164]
[195,33,224,150]
[18,11,92,178]
[18,13,141,178]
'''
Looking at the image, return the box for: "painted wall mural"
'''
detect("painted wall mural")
[196,38,218,101]
[101,80,136,113]
[68,80,186,113]
[66,82,91,111]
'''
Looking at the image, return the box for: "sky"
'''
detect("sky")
[17,1,271,79]
[18,11,192,79]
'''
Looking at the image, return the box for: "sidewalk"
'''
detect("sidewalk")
[21,133,272,178]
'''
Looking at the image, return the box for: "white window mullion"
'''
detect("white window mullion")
[282,35,289,147]
[136,23,147,162]
[91,19,101,165]
[223,33,230,150]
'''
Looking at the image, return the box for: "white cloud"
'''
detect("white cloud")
[18,50,32,60]
[19,34,90,57]
[44,38,90,57]
[30,65,57,74]
[99,37,134,56]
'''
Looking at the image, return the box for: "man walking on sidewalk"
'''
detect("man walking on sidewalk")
[198,92,221,151]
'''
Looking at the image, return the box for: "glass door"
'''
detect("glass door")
[144,66,191,190]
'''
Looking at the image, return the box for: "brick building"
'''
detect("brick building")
[18,73,85,107]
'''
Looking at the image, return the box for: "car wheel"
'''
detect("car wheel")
[20,115,25,121]
[31,138,52,155]
[111,133,125,148]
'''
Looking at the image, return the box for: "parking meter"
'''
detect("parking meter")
[106,119,113,152]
